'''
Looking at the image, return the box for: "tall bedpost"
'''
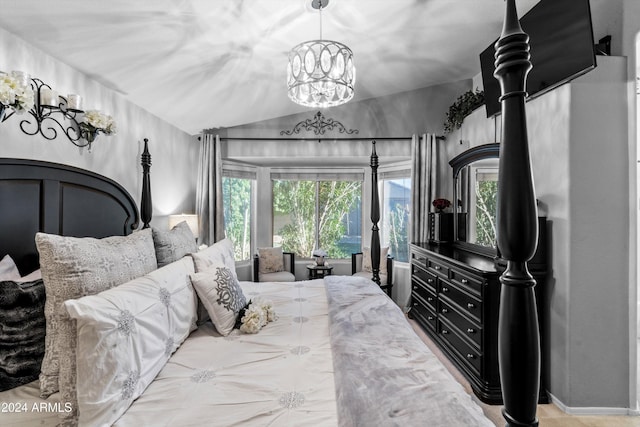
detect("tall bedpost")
[370,140,381,286]
[494,1,540,426]
[140,138,152,229]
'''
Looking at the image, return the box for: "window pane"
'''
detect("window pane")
[272,179,362,259]
[318,181,362,258]
[272,180,316,257]
[222,177,252,261]
[382,177,411,262]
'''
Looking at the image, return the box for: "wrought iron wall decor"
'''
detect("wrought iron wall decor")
[0,71,115,149]
[280,111,359,136]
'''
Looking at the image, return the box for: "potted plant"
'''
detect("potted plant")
[443,89,485,134]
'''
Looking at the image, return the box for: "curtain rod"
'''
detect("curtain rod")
[197,135,445,142]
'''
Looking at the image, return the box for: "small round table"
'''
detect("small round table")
[306,264,333,280]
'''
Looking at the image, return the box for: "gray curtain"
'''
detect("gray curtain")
[196,134,225,246]
[411,133,438,243]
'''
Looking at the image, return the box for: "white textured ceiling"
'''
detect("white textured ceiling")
[0,0,539,135]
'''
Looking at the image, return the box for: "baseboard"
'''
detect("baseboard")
[549,392,639,416]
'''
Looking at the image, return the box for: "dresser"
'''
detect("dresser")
[409,242,548,404]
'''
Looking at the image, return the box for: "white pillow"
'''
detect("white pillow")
[189,261,247,336]
[362,247,389,275]
[0,255,21,281]
[190,239,238,324]
[64,256,197,427]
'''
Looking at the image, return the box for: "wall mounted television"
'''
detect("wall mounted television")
[480,0,597,118]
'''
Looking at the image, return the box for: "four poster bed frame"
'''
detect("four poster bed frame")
[0,1,540,425]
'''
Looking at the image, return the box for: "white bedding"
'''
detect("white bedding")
[1,278,492,427]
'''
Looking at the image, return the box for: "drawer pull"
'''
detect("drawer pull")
[461,278,469,284]
[427,278,434,284]
[466,354,475,359]
[427,316,434,321]
[441,329,449,335]
[467,303,476,309]
[441,308,448,314]
[442,287,449,293]
[412,285,418,290]
[467,328,476,334]
[434,266,441,270]
[427,297,433,302]
[413,302,418,307]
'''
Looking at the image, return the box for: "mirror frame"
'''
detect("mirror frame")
[449,143,500,256]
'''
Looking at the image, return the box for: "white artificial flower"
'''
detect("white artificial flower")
[0,73,34,112]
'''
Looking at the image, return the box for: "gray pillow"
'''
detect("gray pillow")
[35,229,157,424]
[0,278,45,391]
[152,221,198,267]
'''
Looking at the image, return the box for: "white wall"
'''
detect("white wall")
[0,27,199,230]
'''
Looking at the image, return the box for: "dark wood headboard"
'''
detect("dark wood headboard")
[0,158,140,275]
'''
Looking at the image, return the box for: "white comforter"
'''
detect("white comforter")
[1,278,492,427]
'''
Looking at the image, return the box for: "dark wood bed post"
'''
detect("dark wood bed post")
[495,1,540,426]
[370,140,381,286]
[140,138,152,229]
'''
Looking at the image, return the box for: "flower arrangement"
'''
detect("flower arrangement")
[443,89,485,134]
[432,198,451,212]
[0,72,35,113]
[80,109,117,142]
[236,298,278,334]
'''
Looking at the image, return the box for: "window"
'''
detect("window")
[222,170,255,261]
[380,171,411,262]
[272,174,362,259]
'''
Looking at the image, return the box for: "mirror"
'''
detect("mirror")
[449,143,500,255]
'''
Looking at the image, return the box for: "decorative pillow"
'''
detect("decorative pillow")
[189,261,247,336]
[64,256,197,427]
[190,238,238,324]
[35,229,157,404]
[152,221,198,268]
[258,247,284,274]
[0,278,45,391]
[362,247,389,275]
[0,254,21,281]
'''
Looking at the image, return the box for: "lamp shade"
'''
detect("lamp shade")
[287,39,355,108]
[168,214,199,238]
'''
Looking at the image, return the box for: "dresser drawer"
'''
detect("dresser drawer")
[427,258,449,279]
[439,298,482,348]
[412,264,437,292]
[412,281,437,312]
[410,300,437,332]
[438,319,482,376]
[438,280,483,322]
[450,268,483,296]
[411,250,428,267]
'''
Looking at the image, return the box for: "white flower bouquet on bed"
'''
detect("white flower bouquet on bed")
[237,298,278,334]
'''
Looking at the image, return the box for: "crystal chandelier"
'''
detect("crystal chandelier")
[286,0,355,108]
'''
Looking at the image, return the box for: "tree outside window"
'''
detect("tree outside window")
[272,180,361,259]
[382,177,411,262]
[222,176,253,260]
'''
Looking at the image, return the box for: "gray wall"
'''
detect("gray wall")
[446,57,630,410]
[0,27,199,230]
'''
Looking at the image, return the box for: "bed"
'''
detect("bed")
[0,155,493,427]
[0,2,538,426]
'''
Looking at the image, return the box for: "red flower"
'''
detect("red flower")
[432,198,451,211]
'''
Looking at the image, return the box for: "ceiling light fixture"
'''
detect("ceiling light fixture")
[286,0,355,108]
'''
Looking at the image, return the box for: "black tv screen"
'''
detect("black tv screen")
[480,0,596,117]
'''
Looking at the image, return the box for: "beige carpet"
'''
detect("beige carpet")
[407,317,640,427]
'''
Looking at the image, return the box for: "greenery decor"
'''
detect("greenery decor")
[443,89,485,134]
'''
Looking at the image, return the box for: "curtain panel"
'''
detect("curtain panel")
[411,134,438,243]
[196,134,225,246]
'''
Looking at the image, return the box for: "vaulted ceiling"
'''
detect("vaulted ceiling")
[0,0,540,135]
